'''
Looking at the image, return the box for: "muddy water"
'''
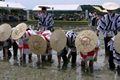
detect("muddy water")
[0,26,119,80]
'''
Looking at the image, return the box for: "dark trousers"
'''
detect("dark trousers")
[92,18,96,26]
[13,42,18,57]
[109,51,115,69]
[71,52,77,64]
[3,48,12,58]
[3,42,18,58]
[104,37,112,55]
[62,48,67,64]
[104,37,115,69]
[62,48,77,64]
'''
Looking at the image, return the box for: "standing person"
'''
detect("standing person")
[96,2,120,70]
[109,33,120,75]
[92,12,98,26]
[96,13,102,26]
[37,6,54,31]
[50,30,77,68]
[88,12,93,27]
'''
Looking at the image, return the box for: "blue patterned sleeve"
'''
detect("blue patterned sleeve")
[38,15,42,28]
[97,15,106,32]
[117,16,120,29]
[48,15,54,27]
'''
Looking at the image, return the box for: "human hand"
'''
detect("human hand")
[107,33,113,37]
[96,33,99,36]
[37,27,40,31]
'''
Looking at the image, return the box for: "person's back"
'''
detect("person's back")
[65,31,77,66]
[39,30,52,61]
[65,31,77,51]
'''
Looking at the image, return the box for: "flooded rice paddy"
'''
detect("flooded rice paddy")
[0,25,119,80]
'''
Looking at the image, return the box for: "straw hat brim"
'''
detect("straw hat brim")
[50,29,67,51]
[28,35,47,55]
[38,6,50,9]
[12,23,27,40]
[102,2,119,10]
[0,23,11,41]
[114,33,120,54]
[75,30,98,53]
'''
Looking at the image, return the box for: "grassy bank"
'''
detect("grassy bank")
[26,20,88,26]
[0,20,88,27]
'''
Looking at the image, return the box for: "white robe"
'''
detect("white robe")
[16,30,37,54]
[39,30,52,55]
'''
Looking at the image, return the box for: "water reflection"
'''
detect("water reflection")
[27,24,92,33]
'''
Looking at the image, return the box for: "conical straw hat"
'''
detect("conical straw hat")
[114,32,120,53]
[50,29,67,51]
[12,23,27,40]
[38,6,51,9]
[102,2,119,10]
[75,30,98,53]
[0,23,11,41]
[28,35,47,55]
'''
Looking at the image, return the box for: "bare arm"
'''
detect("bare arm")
[68,50,72,58]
